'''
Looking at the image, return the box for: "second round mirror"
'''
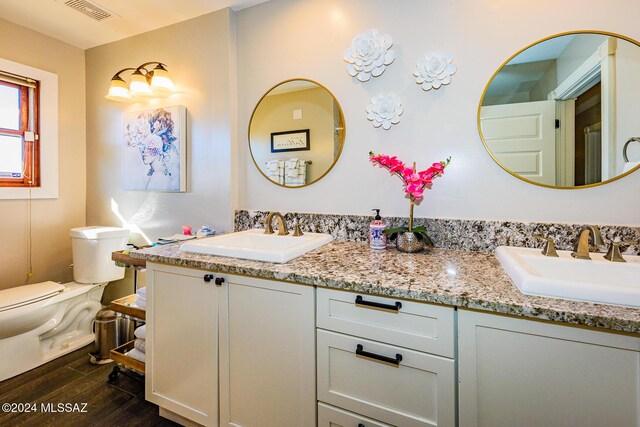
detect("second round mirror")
[249,79,345,188]
[479,31,640,188]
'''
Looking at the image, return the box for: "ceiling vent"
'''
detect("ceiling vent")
[63,0,117,21]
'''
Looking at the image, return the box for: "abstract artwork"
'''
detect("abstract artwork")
[123,105,186,191]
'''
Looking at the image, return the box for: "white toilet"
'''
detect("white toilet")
[0,226,129,382]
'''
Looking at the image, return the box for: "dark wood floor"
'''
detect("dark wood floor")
[0,345,178,427]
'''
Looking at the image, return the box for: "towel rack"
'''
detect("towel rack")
[266,160,312,164]
[623,137,640,162]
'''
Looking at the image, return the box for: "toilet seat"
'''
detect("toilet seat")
[0,281,65,312]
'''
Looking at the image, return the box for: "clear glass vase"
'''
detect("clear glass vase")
[395,232,425,253]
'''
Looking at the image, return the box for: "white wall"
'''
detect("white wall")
[236,0,640,225]
[0,18,85,290]
[85,10,237,245]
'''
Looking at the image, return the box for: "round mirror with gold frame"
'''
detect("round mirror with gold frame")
[249,79,346,188]
[478,30,640,189]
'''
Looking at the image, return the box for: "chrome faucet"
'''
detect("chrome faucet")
[263,212,289,236]
[571,225,604,260]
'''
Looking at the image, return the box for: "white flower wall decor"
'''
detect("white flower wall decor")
[344,29,395,82]
[366,92,403,130]
[414,51,457,91]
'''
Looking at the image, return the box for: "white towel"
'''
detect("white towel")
[623,161,640,173]
[135,286,146,309]
[134,338,146,354]
[265,160,285,184]
[286,158,300,177]
[134,324,146,340]
[134,297,146,309]
[266,159,279,172]
[126,348,146,363]
[285,161,307,186]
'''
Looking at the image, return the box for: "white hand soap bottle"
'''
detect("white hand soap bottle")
[369,209,387,250]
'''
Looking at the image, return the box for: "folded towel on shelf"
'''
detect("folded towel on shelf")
[135,286,147,309]
[623,161,640,173]
[134,324,146,340]
[285,158,300,177]
[126,348,146,363]
[134,338,146,354]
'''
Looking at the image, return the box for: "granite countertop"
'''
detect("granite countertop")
[132,240,640,335]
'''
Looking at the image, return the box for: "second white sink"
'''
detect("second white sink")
[496,246,640,307]
[180,229,333,263]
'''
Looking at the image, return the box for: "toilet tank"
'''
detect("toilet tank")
[70,226,130,284]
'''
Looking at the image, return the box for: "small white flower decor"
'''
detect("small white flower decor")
[366,92,403,130]
[344,29,395,82]
[414,51,457,91]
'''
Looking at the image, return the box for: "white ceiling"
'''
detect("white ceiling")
[0,0,269,50]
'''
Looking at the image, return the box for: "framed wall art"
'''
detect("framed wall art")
[123,105,187,191]
[270,129,310,153]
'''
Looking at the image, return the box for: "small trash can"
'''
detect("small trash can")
[90,309,118,364]
[117,314,135,345]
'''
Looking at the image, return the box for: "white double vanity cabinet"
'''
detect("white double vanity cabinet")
[144,262,640,427]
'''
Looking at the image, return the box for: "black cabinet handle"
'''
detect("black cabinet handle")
[358,424,365,427]
[215,277,225,286]
[355,295,401,313]
[356,344,402,367]
[203,274,214,283]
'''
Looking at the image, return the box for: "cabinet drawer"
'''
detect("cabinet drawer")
[318,402,391,427]
[317,288,454,357]
[317,330,455,427]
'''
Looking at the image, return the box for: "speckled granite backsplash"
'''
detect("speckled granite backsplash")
[234,210,640,255]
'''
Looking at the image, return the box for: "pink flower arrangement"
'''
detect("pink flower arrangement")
[369,152,449,201]
[369,151,451,240]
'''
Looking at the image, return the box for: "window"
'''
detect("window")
[0,71,39,187]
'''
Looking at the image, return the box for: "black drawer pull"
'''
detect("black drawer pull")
[215,277,225,286]
[355,295,401,312]
[203,274,214,283]
[358,424,365,427]
[356,344,402,367]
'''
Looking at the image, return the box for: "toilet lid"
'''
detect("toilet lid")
[0,281,65,312]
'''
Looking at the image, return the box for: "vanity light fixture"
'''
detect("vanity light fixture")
[105,62,174,102]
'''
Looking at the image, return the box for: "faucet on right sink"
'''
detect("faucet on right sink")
[571,225,604,260]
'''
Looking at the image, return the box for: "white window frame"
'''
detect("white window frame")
[0,58,58,199]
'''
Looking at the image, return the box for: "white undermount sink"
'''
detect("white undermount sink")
[496,246,640,307]
[179,229,333,263]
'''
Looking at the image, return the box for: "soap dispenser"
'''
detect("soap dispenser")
[369,209,387,250]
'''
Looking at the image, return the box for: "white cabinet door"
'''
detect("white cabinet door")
[145,263,220,427]
[219,275,316,427]
[317,330,455,427]
[458,309,640,427]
